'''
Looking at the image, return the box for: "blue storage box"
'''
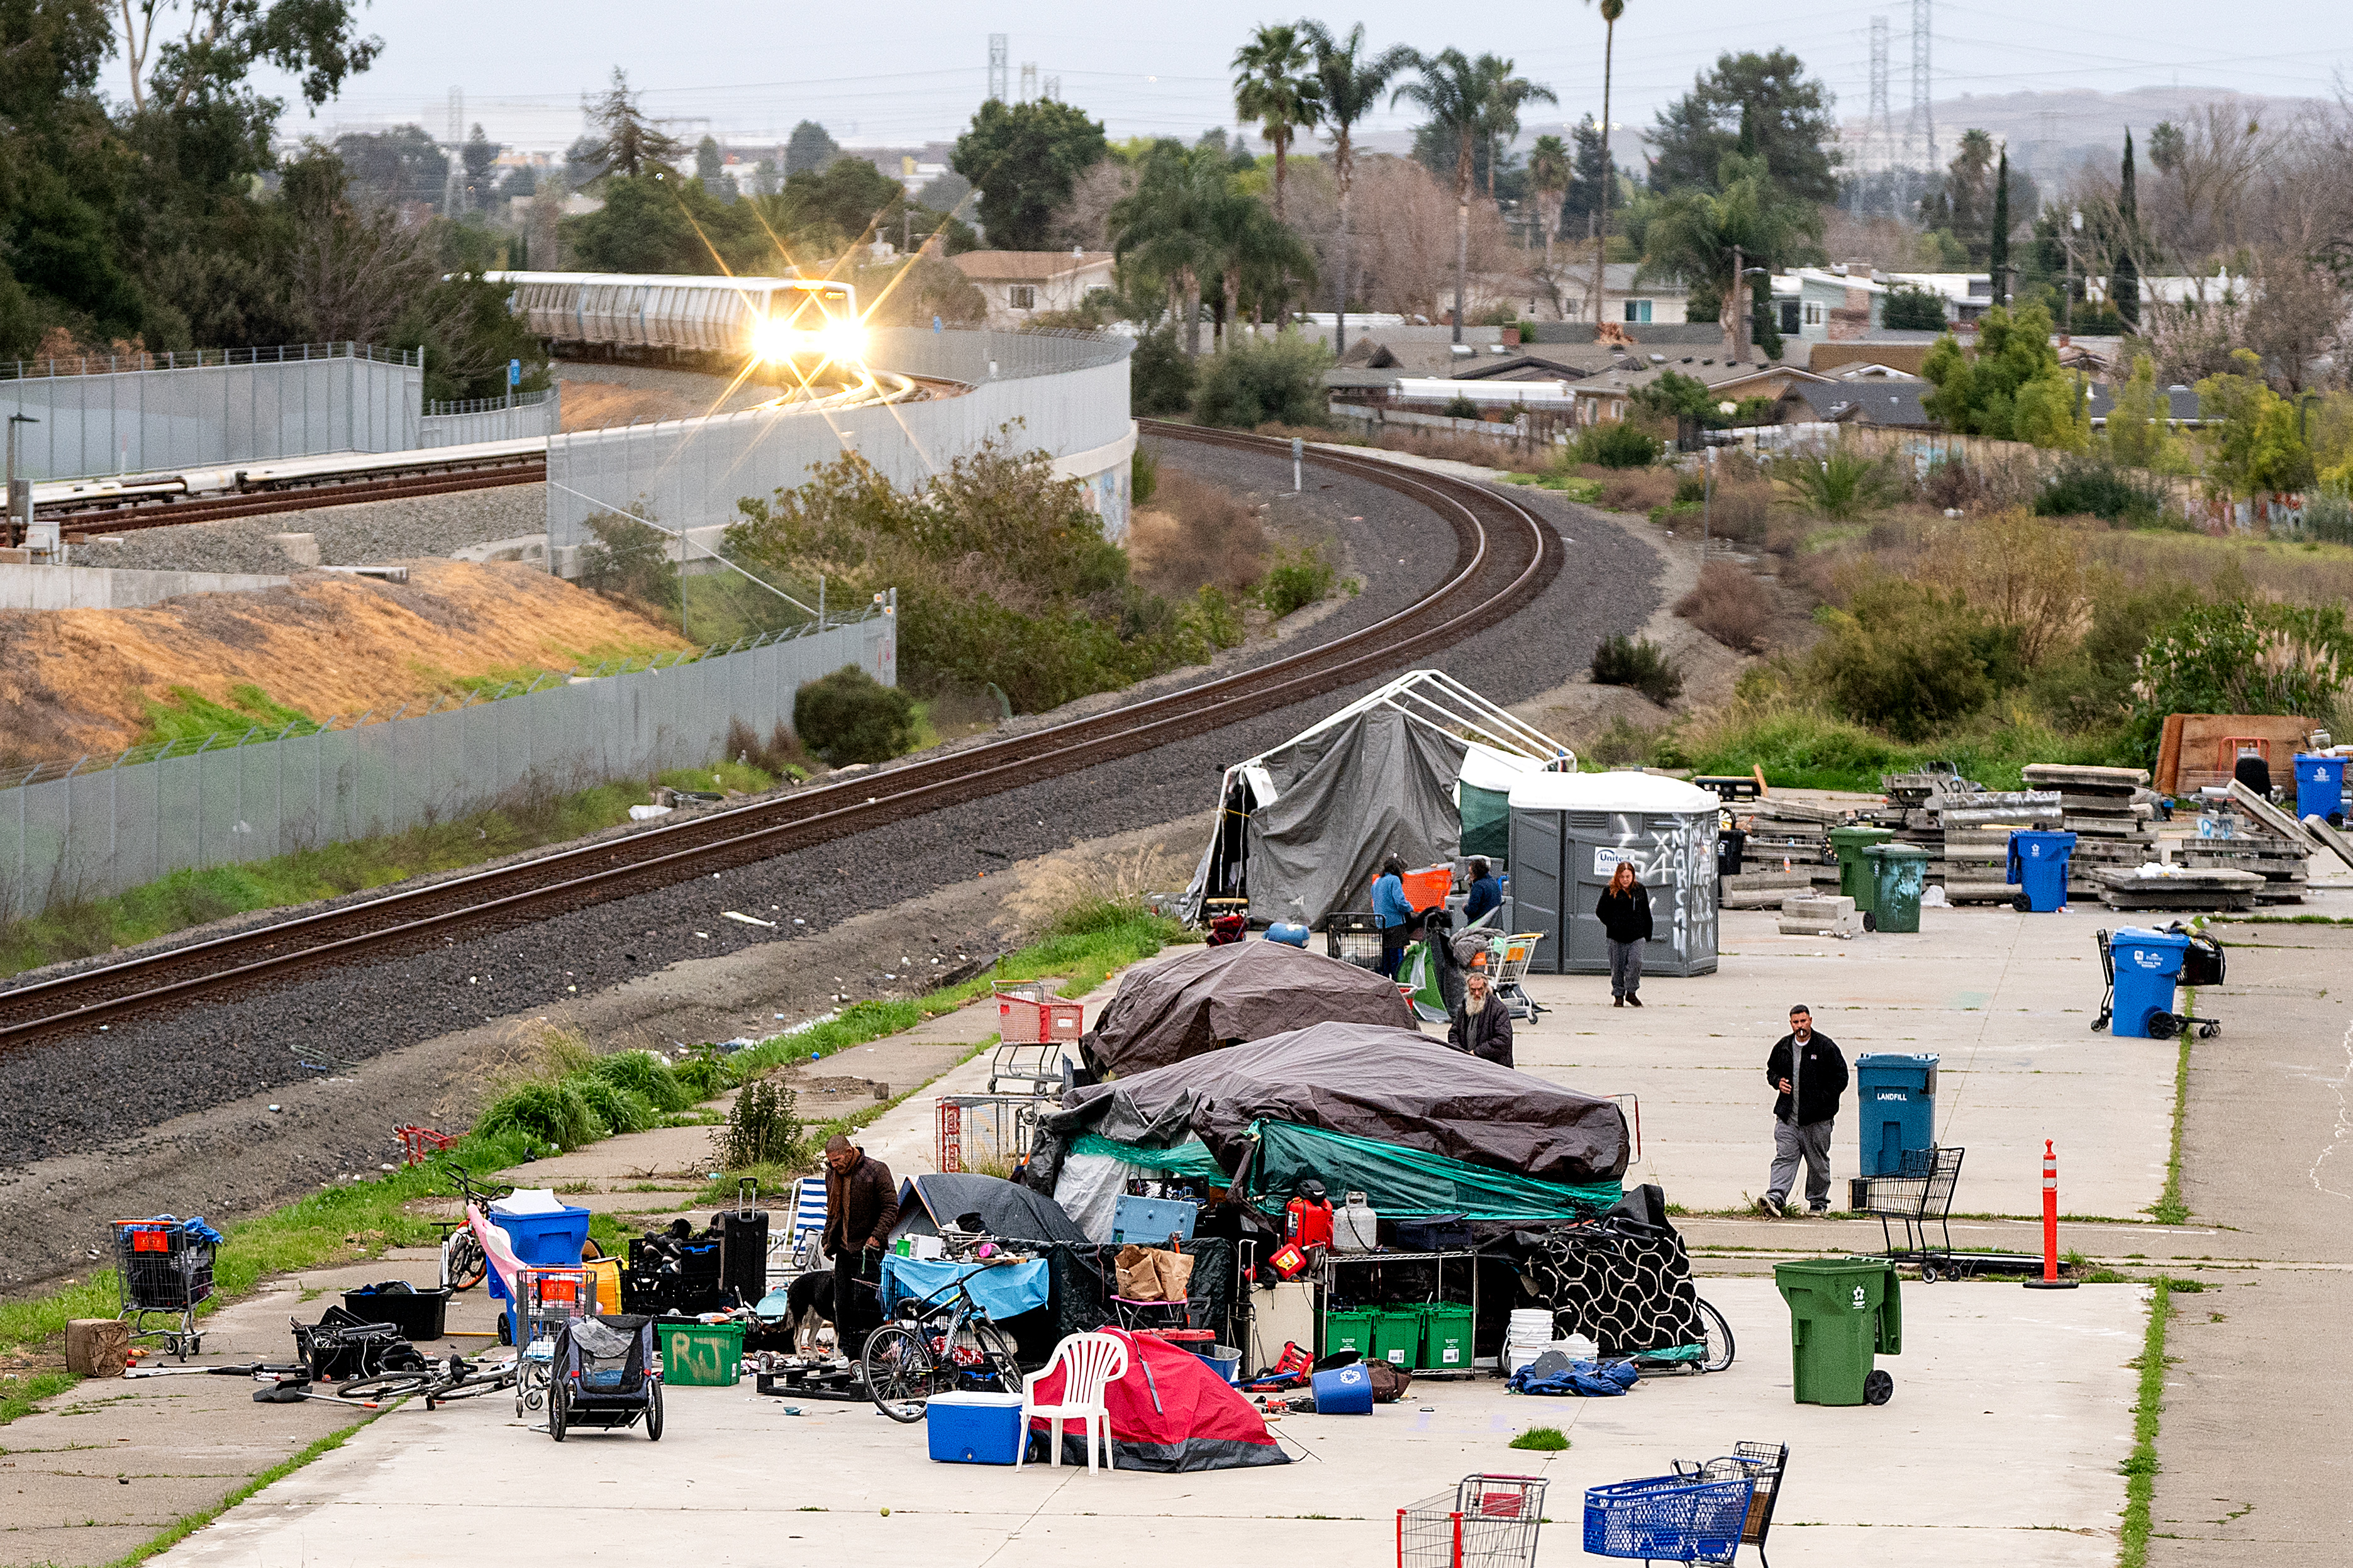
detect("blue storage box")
[926,1391,1026,1464]
[484,1204,591,1302]
[1311,1363,1374,1414]
[1111,1194,1198,1245]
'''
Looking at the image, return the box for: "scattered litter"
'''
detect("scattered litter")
[694,931,710,939]
[267,1104,281,1113]
[793,918,806,925]
[711,1037,759,1055]
[629,804,673,821]
[723,911,778,928]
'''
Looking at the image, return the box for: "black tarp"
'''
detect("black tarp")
[1037,1022,1631,1189]
[1081,940,1416,1077]
[887,1174,1091,1247]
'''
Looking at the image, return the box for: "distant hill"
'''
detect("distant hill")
[1842,85,2323,186]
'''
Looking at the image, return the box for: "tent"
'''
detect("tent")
[887,1174,1091,1247]
[1081,939,1416,1077]
[1178,670,1569,927]
[1026,1327,1288,1471]
[1038,1021,1630,1189]
[1508,770,1721,977]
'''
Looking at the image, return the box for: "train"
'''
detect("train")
[483,272,864,368]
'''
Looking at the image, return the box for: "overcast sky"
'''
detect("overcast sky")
[247,0,2350,155]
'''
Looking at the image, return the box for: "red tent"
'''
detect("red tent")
[1025,1329,1289,1472]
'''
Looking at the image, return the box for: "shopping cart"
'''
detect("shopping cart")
[1397,1474,1548,1568]
[1584,1465,1757,1565]
[989,984,1082,1095]
[113,1218,217,1360]
[1667,1445,1788,1566]
[511,1266,596,1421]
[1486,933,1548,1021]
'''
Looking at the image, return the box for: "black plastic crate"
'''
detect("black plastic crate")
[341,1285,452,1342]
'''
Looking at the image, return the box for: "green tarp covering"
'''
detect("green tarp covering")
[1243,1120,1622,1222]
[1071,1133,1228,1181]
[1459,782,1511,862]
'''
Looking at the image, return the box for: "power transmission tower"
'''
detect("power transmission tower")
[1043,74,1060,103]
[987,35,1008,104]
[1866,18,1893,175]
[442,86,466,217]
[1906,0,1935,174]
[1020,62,1037,104]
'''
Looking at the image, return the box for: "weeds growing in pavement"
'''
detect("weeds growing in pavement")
[2118,1280,2174,1568]
[1510,1426,1572,1452]
[2150,1002,2197,1226]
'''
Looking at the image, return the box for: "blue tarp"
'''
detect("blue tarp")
[880,1255,1052,1320]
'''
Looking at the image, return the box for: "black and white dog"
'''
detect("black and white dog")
[784,1269,836,1355]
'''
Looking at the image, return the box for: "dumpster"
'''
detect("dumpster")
[1828,826,1897,915]
[2005,830,2078,912]
[1772,1257,1901,1406]
[2108,926,2191,1038]
[2295,753,2346,825]
[1854,1054,1939,1177]
[1863,843,1931,933]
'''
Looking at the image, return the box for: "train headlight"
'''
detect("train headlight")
[750,319,805,362]
[817,320,867,362]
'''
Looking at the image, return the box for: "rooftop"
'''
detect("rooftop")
[948,250,1114,282]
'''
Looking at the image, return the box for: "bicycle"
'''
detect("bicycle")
[431,1160,515,1293]
[861,1267,1026,1423]
[337,1352,518,1408]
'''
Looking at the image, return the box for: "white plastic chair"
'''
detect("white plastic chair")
[1017,1332,1129,1474]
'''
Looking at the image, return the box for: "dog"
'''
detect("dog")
[784,1268,837,1356]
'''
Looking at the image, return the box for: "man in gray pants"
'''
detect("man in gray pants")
[1759,1004,1849,1216]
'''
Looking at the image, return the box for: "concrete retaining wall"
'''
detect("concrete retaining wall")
[0,563,290,610]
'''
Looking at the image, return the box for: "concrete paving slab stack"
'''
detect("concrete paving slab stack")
[2020,764,2159,900]
[1777,892,1864,937]
[2179,787,2313,904]
[1877,776,2062,903]
[1723,796,1848,908]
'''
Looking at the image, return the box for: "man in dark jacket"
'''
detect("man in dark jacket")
[1760,1004,1848,1216]
[1446,970,1514,1067]
[823,1135,899,1347]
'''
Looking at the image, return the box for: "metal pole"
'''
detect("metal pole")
[6,413,37,547]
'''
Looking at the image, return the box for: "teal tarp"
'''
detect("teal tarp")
[1072,1133,1228,1181]
[1243,1120,1622,1222]
[1460,782,1511,862]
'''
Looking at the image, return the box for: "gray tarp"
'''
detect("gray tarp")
[1040,1021,1631,1187]
[1181,706,1470,926]
[888,1174,1091,1245]
[1081,940,1416,1077]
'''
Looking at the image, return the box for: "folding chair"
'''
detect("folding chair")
[783,1175,829,1271]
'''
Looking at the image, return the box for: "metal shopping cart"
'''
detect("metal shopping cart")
[1486,933,1548,1022]
[1667,1445,1788,1566]
[511,1266,597,1421]
[1397,1474,1549,1568]
[1584,1465,1757,1566]
[1855,1146,2040,1282]
[113,1218,218,1360]
[989,983,1082,1095]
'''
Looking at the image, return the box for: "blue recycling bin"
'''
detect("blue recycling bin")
[2109,926,2191,1038]
[1854,1054,1940,1177]
[2006,830,2078,912]
[2295,754,2346,824]
[483,1203,592,1302]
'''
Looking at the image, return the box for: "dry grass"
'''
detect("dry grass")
[1128,470,1268,596]
[557,381,713,430]
[1674,559,1775,653]
[1583,465,1679,513]
[1001,838,1198,932]
[1705,480,1774,544]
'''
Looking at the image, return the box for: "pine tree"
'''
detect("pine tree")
[2113,130,2140,331]
[1988,148,2010,305]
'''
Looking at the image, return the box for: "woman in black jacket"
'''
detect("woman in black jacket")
[1594,860,1654,1007]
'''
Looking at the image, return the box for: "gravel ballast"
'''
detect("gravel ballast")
[65,485,552,574]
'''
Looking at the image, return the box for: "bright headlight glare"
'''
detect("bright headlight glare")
[818,320,867,360]
[750,320,804,361]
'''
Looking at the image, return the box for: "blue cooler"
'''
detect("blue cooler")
[484,1203,592,1302]
[2295,754,2346,824]
[926,1391,1025,1464]
[2109,926,2191,1038]
[1311,1362,1374,1414]
[2006,830,2078,912]
[1854,1054,1939,1177]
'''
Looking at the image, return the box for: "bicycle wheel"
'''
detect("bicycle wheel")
[425,1367,515,1408]
[1694,1297,1735,1374]
[969,1321,1025,1393]
[645,1378,665,1442]
[862,1323,938,1423]
[445,1232,487,1293]
[338,1371,433,1401]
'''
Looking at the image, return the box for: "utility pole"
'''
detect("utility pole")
[1866,17,1894,216]
[1731,245,1746,362]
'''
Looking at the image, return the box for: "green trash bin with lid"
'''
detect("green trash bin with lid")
[1864,843,1931,933]
[1828,826,1898,915]
[1772,1256,1901,1406]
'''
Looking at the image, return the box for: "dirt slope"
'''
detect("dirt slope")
[1,561,691,760]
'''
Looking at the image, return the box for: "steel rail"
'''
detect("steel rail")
[0,423,1561,1047]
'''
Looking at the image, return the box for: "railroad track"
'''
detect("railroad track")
[0,424,1562,1047]
[53,454,548,533]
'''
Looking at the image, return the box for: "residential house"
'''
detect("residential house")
[947,250,1116,328]
[1475,263,1692,326]
[1777,379,1937,429]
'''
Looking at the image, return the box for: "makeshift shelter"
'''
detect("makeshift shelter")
[887,1174,1090,1247]
[1027,1328,1288,1471]
[1080,939,1415,1077]
[1034,1023,1629,1221]
[1178,671,1569,927]
[1508,770,1720,977]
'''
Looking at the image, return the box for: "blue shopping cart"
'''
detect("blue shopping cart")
[1586,1443,1787,1566]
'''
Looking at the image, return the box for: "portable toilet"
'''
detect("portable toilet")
[1506,770,1720,976]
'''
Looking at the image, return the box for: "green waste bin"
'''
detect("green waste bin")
[1772,1257,1902,1406]
[1418,1304,1474,1371]
[1864,843,1932,933]
[1370,1309,1422,1367]
[1322,1308,1376,1360]
[1828,826,1898,915]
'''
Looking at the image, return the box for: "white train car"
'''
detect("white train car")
[484,272,859,361]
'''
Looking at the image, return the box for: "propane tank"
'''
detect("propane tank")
[1332,1191,1379,1253]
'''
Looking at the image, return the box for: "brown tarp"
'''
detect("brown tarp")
[1081,941,1416,1077]
[1045,1022,1630,1186]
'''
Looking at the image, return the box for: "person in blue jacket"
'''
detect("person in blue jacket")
[1463,858,1503,925]
[1372,856,1413,977]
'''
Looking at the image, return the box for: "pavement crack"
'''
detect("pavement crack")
[2305,1015,2353,1202]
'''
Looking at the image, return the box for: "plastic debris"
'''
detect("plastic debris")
[723,911,777,928]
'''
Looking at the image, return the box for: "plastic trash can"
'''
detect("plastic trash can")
[1321,1308,1376,1360]
[1371,1308,1422,1367]
[1828,826,1898,914]
[1863,843,1931,933]
[2108,925,2192,1038]
[656,1320,745,1386]
[1772,1257,1902,1406]
[2005,830,2078,912]
[1418,1303,1474,1371]
[2295,753,2347,825]
[1854,1054,1939,1177]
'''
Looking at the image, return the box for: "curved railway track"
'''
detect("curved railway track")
[0,423,1562,1048]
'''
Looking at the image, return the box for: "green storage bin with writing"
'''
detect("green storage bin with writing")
[1322,1308,1376,1360]
[656,1320,745,1387]
[1419,1303,1474,1371]
[1371,1308,1421,1367]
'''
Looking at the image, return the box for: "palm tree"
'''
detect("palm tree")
[1205,186,1317,350]
[1586,0,1625,328]
[1528,134,1571,270]
[1232,23,1315,224]
[1472,55,1555,201]
[1300,21,1416,357]
[1394,48,1485,345]
[1642,152,1821,358]
[1113,142,1228,357]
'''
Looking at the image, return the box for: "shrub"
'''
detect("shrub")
[1262,545,1337,616]
[1675,559,1774,652]
[1571,419,1661,469]
[577,510,681,616]
[712,1076,808,1171]
[1582,714,1657,767]
[588,1049,693,1113]
[1130,326,1196,416]
[477,1080,602,1150]
[1581,465,1678,513]
[1130,445,1159,506]
[1776,447,1898,520]
[1443,393,1481,420]
[1591,634,1685,704]
[572,1075,657,1136]
[1128,469,1266,595]
[794,665,916,764]
[2035,456,2166,525]
[1193,334,1333,428]
[1706,479,1772,543]
[2129,600,2353,748]
[723,716,811,780]
[1881,285,1949,331]
[1186,583,1245,648]
[1808,577,2018,738]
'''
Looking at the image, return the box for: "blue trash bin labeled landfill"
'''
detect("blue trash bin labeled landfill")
[2109,926,2191,1038]
[2006,830,2078,912]
[1855,1054,1940,1177]
[2295,754,2346,825]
